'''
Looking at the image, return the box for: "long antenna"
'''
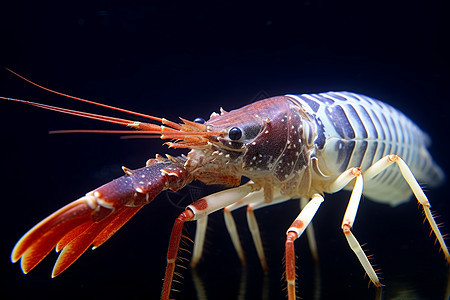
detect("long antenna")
[5,68,182,130]
[5,68,164,122]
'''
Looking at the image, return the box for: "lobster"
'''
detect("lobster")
[3,70,449,299]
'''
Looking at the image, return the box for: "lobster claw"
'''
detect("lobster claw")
[11,155,192,277]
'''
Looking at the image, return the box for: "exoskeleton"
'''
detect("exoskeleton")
[3,70,448,300]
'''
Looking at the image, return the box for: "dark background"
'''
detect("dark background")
[1,1,449,299]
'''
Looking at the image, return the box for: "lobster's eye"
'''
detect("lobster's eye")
[193,117,205,124]
[228,127,242,141]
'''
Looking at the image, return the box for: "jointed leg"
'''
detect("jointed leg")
[244,190,291,271]
[329,167,381,286]
[364,154,450,262]
[246,201,269,272]
[191,186,286,272]
[300,197,319,262]
[162,209,195,299]
[223,206,247,265]
[223,188,290,272]
[285,194,324,300]
[222,189,265,267]
[190,185,264,269]
[161,182,257,300]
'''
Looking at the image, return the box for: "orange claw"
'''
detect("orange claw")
[11,156,193,277]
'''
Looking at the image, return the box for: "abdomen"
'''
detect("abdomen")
[289,92,445,206]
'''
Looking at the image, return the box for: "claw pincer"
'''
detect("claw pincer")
[11,155,192,277]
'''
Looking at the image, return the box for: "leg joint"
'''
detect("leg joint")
[342,223,352,234]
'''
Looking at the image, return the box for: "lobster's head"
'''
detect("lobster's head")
[180,96,316,187]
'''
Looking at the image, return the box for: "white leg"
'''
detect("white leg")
[223,188,290,271]
[246,203,269,272]
[300,197,319,262]
[192,190,250,268]
[222,188,265,267]
[246,190,291,271]
[189,182,258,268]
[224,205,247,265]
[328,167,381,286]
[191,269,207,299]
[191,215,208,267]
[365,154,450,262]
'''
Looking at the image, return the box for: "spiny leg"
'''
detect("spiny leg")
[364,154,450,262]
[300,197,319,262]
[161,182,257,300]
[328,167,381,286]
[285,194,324,300]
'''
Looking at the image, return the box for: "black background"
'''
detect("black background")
[1,1,449,299]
